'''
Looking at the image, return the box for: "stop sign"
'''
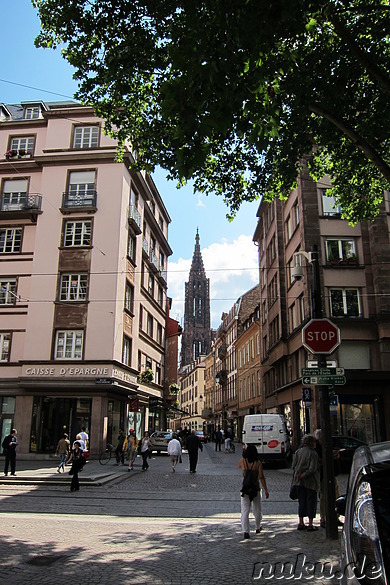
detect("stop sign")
[302,319,341,354]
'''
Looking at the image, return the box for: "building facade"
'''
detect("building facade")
[180,230,212,367]
[178,356,206,433]
[0,101,172,457]
[252,162,390,448]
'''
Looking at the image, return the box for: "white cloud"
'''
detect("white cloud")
[167,235,259,329]
[196,193,206,207]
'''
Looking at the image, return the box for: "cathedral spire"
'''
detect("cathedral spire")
[181,231,212,367]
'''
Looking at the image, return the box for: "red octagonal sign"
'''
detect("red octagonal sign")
[302,318,341,354]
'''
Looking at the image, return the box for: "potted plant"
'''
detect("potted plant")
[139,368,154,383]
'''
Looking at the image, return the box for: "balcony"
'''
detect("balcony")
[158,268,167,285]
[5,149,32,161]
[61,191,97,213]
[128,204,142,235]
[0,193,42,221]
[142,236,149,256]
[218,344,227,359]
[149,249,159,272]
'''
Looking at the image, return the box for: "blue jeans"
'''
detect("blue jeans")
[58,453,67,471]
[297,485,317,519]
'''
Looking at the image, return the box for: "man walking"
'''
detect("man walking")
[2,429,18,476]
[215,426,223,451]
[185,430,203,473]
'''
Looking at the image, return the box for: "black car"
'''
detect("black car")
[336,441,390,584]
[332,435,367,473]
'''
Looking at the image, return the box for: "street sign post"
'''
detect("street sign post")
[302,375,346,385]
[302,367,344,377]
[302,319,341,354]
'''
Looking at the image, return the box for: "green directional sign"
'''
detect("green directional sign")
[301,367,344,377]
[301,375,346,386]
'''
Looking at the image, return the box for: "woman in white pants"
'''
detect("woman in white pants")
[238,444,269,539]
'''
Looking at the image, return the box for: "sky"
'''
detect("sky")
[1,0,261,328]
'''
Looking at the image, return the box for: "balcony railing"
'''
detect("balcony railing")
[128,204,142,234]
[0,192,42,212]
[150,249,159,271]
[142,236,149,255]
[61,191,97,210]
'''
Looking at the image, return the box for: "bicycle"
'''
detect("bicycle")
[99,443,115,465]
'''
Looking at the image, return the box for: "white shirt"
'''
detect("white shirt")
[167,438,182,456]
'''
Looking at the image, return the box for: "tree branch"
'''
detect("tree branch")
[308,102,390,182]
[326,11,390,97]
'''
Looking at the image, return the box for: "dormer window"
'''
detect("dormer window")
[24,106,40,120]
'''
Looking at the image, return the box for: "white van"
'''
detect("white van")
[242,414,291,467]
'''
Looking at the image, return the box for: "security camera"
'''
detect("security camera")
[291,265,304,281]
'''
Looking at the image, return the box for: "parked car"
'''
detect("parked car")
[149,431,173,453]
[332,435,367,473]
[336,441,390,584]
[195,430,207,443]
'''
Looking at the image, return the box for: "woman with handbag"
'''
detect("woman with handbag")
[140,431,152,471]
[238,444,269,539]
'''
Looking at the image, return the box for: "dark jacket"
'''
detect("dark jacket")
[185,433,203,453]
[2,434,17,454]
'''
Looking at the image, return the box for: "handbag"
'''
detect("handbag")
[289,482,298,500]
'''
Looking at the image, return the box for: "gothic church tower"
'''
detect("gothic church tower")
[181,230,212,366]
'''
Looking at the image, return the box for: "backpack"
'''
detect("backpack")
[241,460,259,501]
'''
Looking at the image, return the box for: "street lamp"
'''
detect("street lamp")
[294,244,338,540]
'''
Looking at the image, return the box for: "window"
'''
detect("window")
[268,274,278,305]
[125,282,134,313]
[157,323,163,345]
[55,330,83,359]
[159,251,165,271]
[73,126,99,149]
[158,215,164,231]
[122,336,132,367]
[0,280,17,305]
[2,179,28,209]
[294,202,300,226]
[59,274,88,301]
[330,289,361,317]
[68,171,95,201]
[0,228,22,253]
[147,313,153,337]
[63,220,91,247]
[286,215,293,240]
[24,106,40,120]
[139,306,143,330]
[326,239,356,263]
[269,317,280,346]
[148,274,154,297]
[128,233,136,262]
[158,285,163,307]
[0,333,11,361]
[10,136,35,154]
[322,190,341,215]
[155,363,161,385]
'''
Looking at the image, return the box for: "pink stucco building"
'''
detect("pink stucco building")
[0,100,172,457]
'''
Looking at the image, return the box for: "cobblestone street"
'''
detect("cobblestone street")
[0,443,345,584]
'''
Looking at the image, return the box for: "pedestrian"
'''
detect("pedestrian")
[185,430,203,473]
[215,426,223,451]
[314,428,342,529]
[72,433,86,451]
[225,435,231,453]
[292,433,320,531]
[79,426,89,450]
[66,440,86,492]
[115,428,126,465]
[140,431,152,471]
[55,433,70,473]
[167,432,182,472]
[2,429,18,477]
[125,429,139,471]
[238,443,269,539]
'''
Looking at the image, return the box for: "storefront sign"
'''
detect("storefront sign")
[111,368,138,385]
[23,365,110,377]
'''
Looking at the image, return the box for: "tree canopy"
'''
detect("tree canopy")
[33,0,390,222]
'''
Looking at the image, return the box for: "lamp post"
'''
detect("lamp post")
[294,245,338,540]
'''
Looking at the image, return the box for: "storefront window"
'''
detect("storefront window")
[0,396,15,446]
